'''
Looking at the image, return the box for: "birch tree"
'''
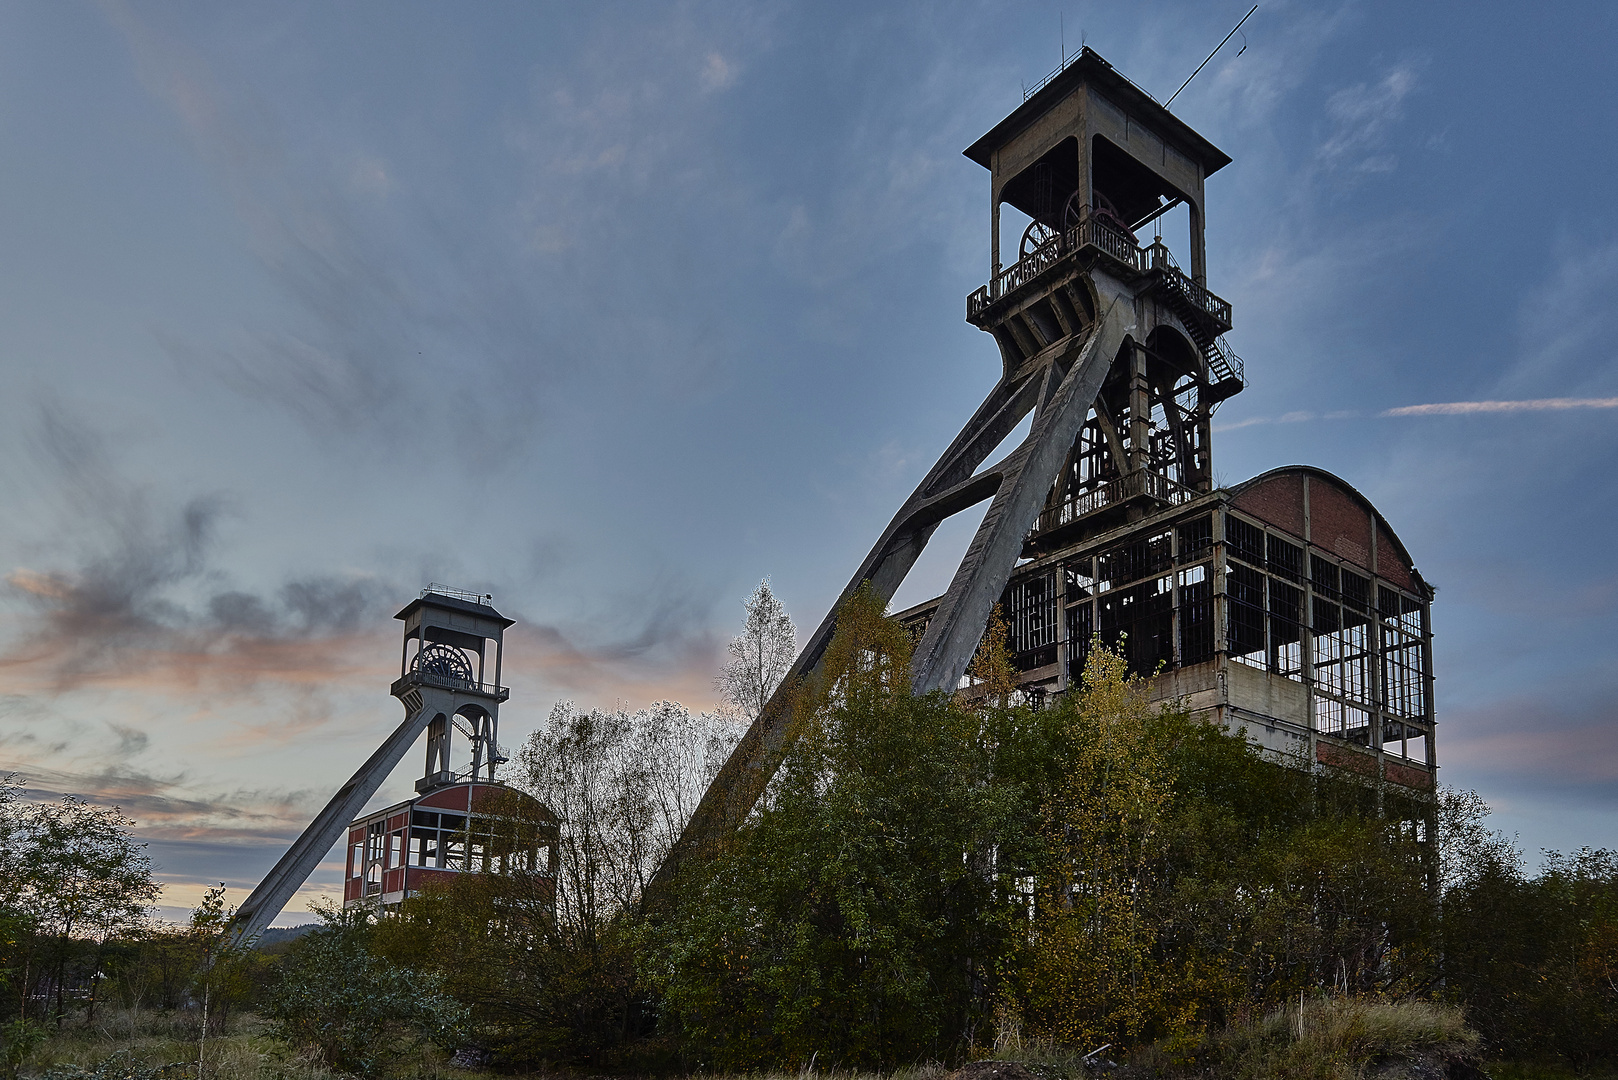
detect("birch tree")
[717,579,797,722]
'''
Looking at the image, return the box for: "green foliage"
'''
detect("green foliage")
[36,1049,193,1080]
[266,902,465,1077]
[658,584,1030,1068]
[373,864,649,1069]
[1,1017,49,1080]
[1017,647,1438,1052]
[0,785,160,1024]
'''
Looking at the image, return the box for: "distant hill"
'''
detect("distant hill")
[255,924,317,951]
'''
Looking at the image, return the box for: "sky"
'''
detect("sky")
[1,0,1615,925]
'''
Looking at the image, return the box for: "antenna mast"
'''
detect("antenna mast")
[1165,5,1257,109]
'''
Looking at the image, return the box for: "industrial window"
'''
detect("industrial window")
[1341,569,1370,613]
[1379,586,1423,637]
[1225,514,1265,567]
[1066,600,1094,682]
[388,831,403,869]
[350,844,363,878]
[1310,555,1340,601]
[1267,534,1303,583]
[1227,563,1266,667]
[1314,597,1371,705]
[1176,515,1212,562]
[1096,529,1172,591]
[1005,569,1059,666]
[1314,697,1372,745]
[1097,575,1174,677]
[1382,631,1426,719]
[1379,587,1426,719]
[410,809,469,869]
[1065,558,1095,600]
[1138,575,1176,675]
[1315,695,1343,735]
[1177,563,1214,665]
[1269,579,1304,680]
[1383,720,1428,763]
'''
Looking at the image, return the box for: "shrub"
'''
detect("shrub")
[266,903,465,1077]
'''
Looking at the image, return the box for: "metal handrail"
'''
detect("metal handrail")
[1034,470,1197,535]
[1207,335,1244,384]
[971,216,1231,331]
[394,669,510,699]
[423,583,491,605]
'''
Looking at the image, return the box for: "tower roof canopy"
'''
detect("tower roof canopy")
[963,47,1231,177]
[394,589,515,631]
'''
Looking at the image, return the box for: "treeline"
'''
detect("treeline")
[4,589,1616,1076]
[0,791,287,1042]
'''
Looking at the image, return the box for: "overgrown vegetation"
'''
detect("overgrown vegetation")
[3,588,1616,1077]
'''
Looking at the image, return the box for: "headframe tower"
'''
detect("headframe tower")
[664,48,1244,870]
[663,48,1435,880]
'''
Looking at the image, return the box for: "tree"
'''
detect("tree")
[385,700,739,1068]
[660,585,1026,1068]
[518,701,733,940]
[8,796,159,1022]
[717,579,797,721]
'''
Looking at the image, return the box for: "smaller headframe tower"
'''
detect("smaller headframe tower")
[342,588,557,912]
[232,585,547,942]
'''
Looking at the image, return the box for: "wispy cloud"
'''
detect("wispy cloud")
[1215,396,1618,431]
[1316,61,1423,173]
[1384,397,1618,416]
[0,402,393,693]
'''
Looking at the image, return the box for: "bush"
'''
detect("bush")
[266,903,465,1077]
[1189,997,1480,1080]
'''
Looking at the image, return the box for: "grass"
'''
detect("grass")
[995,997,1484,1080]
[14,1000,1615,1080]
[15,1008,470,1080]
[1211,996,1481,1080]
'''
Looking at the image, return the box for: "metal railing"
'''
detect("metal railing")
[1147,243,1233,328]
[969,215,1232,331]
[393,669,511,700]
[1207,334,1244,385]
[1033,470,1197,535]
[423,583,492,605]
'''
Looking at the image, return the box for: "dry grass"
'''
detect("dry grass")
[17,1009,469,1080]
[1127,997,1482,1080]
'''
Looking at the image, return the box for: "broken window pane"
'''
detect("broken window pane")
[1065,557,1095,599]
[1097,530,1173,590]
[1178,563,1214,664]
[1005,570,1060,671]
[1269,579,1303,679]
[1342,569,1370,613]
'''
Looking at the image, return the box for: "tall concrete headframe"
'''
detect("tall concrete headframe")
[231,585,514,942]
[665,48,1436,875]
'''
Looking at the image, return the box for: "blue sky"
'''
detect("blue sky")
[1,0,1614,923]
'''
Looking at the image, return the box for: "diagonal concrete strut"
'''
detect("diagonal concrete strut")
[655,282,1134,884]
